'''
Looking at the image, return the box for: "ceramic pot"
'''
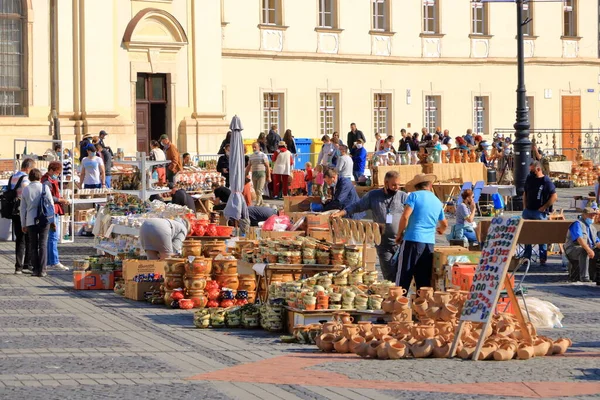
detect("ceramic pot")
[382,298,395,314]
[333,336,350,353]
[412,298,428,316]
[413,324,436,340]
[393,296,410,312]
[387,341,409,359]
[552,338,572,355]
[493,342,518,361]
[317,333,336,352]
[185,258,212,275]
[392,310,412,323]
[417,287,434,302]
[425,306,441,320]
[187,292,208,309]
[389,287,407,298]
[431,338,451,358]
[321,322,340,335]
[164,275,184,290]
[367,340,381,358]
[305,303,316,311]
[206,223,218,237]
[410,339,434,358]
[377,341,391,360]
[517,343,535,360]
[202,240,226,258]
[372,325,391,340]
[238,274,256,291]
[477,342,499,361]
[342,324,360,340]
[440,303,458,322]
[396,321,413,335]
[533,338,552,357]
[355,342,371,358]
[165,258,187,274]
[433,291,451,306]
[179,298,194,310]
[435,322,455,336]
[357,321,373,337]
[184,275,207,291]
[181,241,203,258]
[215,273,239,290]
[349,336,366,354]
[213,259,238,275]
[335,313,354,324]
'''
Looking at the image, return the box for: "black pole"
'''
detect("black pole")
[511,0,531,211]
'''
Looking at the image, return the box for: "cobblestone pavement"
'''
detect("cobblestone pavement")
[0,187,598,399]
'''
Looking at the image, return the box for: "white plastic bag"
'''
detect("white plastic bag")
[518,297,564,329]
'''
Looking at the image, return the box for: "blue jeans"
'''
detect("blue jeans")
[84,184,102,189]
[47,215,60,266]
[464,229,478,244]
[522,208,548,262]
[105,176,112,188]
[306,181,313,196]
[353,171,362,181]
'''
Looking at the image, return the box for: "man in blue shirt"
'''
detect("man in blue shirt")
[564,207,600,284]
[522,161,558,266]
[321,169,365,220]
[395,174,448,291]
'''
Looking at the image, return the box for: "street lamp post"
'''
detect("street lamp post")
[511,0,531,211]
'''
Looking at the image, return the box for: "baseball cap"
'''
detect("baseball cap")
[99,130,107,136]
[85,144,96,153]
[159,134,169,141]
[583,206,598,214]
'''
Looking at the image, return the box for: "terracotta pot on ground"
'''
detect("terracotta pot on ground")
[410,339,434,358]
[552,338,572,355]
[317,333,336,352]
[517,343,535,360]
[342,324,360,340]
[387,341,409,359]
[493,341,518,361]
[533,337,552,357]
[377,341,392,360]
[349,335,366,354]
[355,342,371,358]
[368,340,381,358]
[431,338,452,358]
[333,336,350,353]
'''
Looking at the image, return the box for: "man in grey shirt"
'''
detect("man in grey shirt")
[332,171,407,281]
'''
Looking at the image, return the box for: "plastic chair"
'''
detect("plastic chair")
[472,181,485,215]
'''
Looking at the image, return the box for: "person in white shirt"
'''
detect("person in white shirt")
[317,135,335,166]
[335,145,354,180]
[79,144,106,189]
[245,141,271,206]
[150,140,167,185]
[20,169,55,277]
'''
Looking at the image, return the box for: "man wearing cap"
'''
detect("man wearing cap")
[79,133,93,162]
[332,171,407,281]
[395,174,448,292]
[564,206,600,284]
[522,160,557,266]
[322,169,364,219]
[159,134,182,184]
[98,130,113,156]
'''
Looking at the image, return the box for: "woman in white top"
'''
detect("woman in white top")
[271,141,293,198]
[20,169,55,277]
[150,140,167,185]
[79,143,106,189]
[317,135,335,166]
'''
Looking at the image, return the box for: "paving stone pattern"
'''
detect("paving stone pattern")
[0,187,597,399]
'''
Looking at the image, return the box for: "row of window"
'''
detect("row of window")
[0,0,25,116]
[262,92,535,139]
[261,0,578,38]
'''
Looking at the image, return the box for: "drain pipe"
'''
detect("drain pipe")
[50,0,60,140]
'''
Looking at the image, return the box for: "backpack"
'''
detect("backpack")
[0,174,25,219]
[35,185,55,226]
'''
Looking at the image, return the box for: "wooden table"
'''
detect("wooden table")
[477,219,572,245]
[432,183,461,204]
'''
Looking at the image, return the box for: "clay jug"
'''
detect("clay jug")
[440,303,458,322]
[392,309,412,322]
[372,325,391,340]
[322,322,339,335]
[357,321,373,337]
[493,341,518,361]
[393,296,410,313]
[517,343,535,360]
[333,336,350,353]
[318,333,336,352]
[416,287,434,301]
[375,341,392,360]
[410,339,434,358]
[342,324,360,340]
[387,341,408,359]
[533,338,552,357]
[388,287,407,298]
[355,342,371,358]
[552,338,572,355]
[412,298,428,316]
[431,337,451,358]
[367,340,381,358]
[349,335,366,354]
[381,298,395,313]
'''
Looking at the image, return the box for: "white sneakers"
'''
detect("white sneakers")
[50,263,70,271]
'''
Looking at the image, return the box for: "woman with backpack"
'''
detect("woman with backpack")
[20,169,55,277]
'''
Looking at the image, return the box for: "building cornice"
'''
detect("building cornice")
[221,48,600,66]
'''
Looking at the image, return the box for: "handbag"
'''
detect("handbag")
[35,185,55,226]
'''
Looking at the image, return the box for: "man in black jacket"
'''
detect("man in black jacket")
[217,144,230,187]
[169,184,196,212]
[79,133,92,162]
[347,123,366,150]
[95,142,113,188]
[98,130,113,156]
[266,126,281,154]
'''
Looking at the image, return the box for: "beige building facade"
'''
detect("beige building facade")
[0,0,599,158]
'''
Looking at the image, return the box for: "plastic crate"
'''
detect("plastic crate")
[459,272,475,291]
[452,263,477,288]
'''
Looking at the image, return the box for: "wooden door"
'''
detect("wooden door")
[561,96,581,161]
[136,103,150,152]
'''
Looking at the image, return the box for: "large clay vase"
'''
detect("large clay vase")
[318,333,336,352]
[410,339,434,358]
[552,338,572,355]
[387,341,408,359]
[349,335,366,354]
[517,343,535,360]
[368,340,381,358]
[181,240,203,258]
[238,274,257,291]
[164,259,186,275]
[185,258,212,275]
[333,336,350,353]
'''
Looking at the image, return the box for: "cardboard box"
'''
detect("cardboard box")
[259,230,306,239]
[124,281,156,301]
[73,271,114,290]
[308,228,332,242]
[479,219,572,245]
[283,196,321,212]
[122,260,166,281]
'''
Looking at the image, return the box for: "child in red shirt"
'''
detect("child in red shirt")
[304,162,314,195]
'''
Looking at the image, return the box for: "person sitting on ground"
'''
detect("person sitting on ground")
[139,217,189,260]
[448,189,478,246]
[564,206,600,284]
[212,182,231,211]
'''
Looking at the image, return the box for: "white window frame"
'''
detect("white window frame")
[424,96,440,134]
[319,93,338,137]
[318,0,336,29]
[422,0,438,34]
[563,0,577,37]
[473,96,486,135]
[522,1,533,36]
[372,0,389,32]
[471,1,487,35]
[373,94,390,137]
[263,93,283,134]
[262,0,281,26]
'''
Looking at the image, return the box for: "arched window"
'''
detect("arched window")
[0,0,25,116]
